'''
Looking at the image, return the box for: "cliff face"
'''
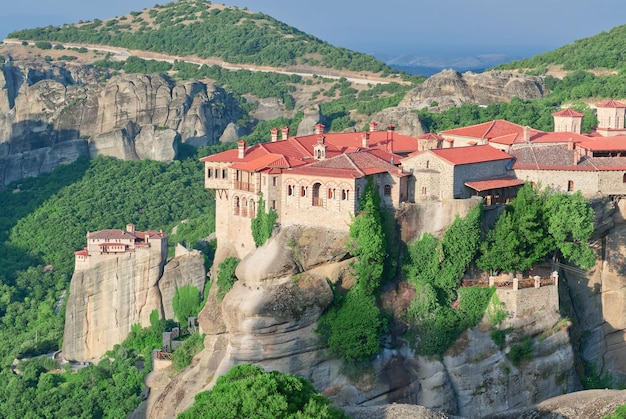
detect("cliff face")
[399,69,545,111]
[562,198,626,383]
[147,207,576,418]
[63,249,205,362]
[0,59,244,186]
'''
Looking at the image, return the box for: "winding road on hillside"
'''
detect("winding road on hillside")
[3,39,405,86]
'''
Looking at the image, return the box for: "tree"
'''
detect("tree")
[216,257,239,301]
[179,364,346,419]
[172,285,201,324]
[251,193,278,247]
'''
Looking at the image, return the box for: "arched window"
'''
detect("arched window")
[312,183,322,206]
[384,185,392,196]
[234,196,240,215]
[207,168,213,178]
[288,185,295,196]
[342,189,349,200]
[222,169,228,179]
[622,173,626,183]
[241,198,248,217]
[328,188,335,199]
[301,186,307,197]
[249,200,255,218]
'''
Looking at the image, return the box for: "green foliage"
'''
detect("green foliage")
[581,361,614,390]
[179,364,346,419]
[172,332,205,371]
[491,329,506,347]
[604,404,626,419]
[317,289,383,363]
[487,293,509,327]
[9,0,393,74]
[508,337,534,366]
[34,41,52,50]
[217,257,239,301]
[172,285,202,324]
[478,184,596,273]
[403,206,487,356]
[251,193,278,247]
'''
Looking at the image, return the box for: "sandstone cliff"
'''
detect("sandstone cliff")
[63,248,205,362]
[147,206,576,418]
[399,69,545,111]
[0,59,244,186]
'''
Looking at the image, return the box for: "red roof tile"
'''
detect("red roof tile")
[465,177,525,192]
[577,136,626,151]
[596,100,626,108]
[439,120,538,140]
[418,133,444,141]
[552,109,585,117]
[429,145,513,166]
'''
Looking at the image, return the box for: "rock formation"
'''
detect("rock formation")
[63,247,206,362]
[0,58,244,186]
[147,206,577,418]
[370,107,426,138]
[399,69,545,111]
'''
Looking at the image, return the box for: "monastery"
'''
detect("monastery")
[74,223,167,267]
[201,100,626,255]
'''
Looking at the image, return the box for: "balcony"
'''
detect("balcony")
[234,181,255,192]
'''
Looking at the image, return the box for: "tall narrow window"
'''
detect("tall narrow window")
[567,180,574,192]
[222,169,227,179]
[272,176,277,186]
[207,168,213,178]
[384,185,391,196]
[301,186,307,197]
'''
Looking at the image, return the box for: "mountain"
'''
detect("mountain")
[7,0,391,75]
[497,24,626,72]
[377,52,523,76]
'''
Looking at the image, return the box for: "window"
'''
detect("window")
[341,189,349,200]
[207,168,213,178]
[222,169,227,179]
[215,169,220,179]
[384,185,391,196]
[567,180,574,192]
[328,188,335,199]
[288,185,294,196]
[271,200,276,209]
[272,176,277,187]
[301,186,307,197]
[426,160,430,169]
[622,173,626,183]
[421,186,427,195]
[234,196,240,215]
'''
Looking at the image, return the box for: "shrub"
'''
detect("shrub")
[172,332,205,371]
[251,193,277,247]
[34,41,52,50]
[508,337,534,366]
[216,257,239,301]
[172,285,201,324]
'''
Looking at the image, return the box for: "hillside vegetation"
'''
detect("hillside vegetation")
[497,24,626,73]
[8,0,392,74]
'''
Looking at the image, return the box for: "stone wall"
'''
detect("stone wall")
[514,168,601,197]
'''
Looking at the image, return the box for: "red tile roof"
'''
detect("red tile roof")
[74,248,89,256]
[552,109,585,117]
[465,177,525,192]
[429,145,513,166]
[439,120,538,140]
[577,136,626,151]
[596,100,626,108]
[418,133,444,141]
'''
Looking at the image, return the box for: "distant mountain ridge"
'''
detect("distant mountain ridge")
[378,52,522,76]
[7,0,392,75]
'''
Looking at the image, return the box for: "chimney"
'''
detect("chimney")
[281,126,289,140]
[315,123,325,135]
[237,139,246,159]
[270,128,279,142]
[386,124,395,153]
[523,125,531,143]
[361,132,370,148]
[126,223,135,233]
[369,121,379,132]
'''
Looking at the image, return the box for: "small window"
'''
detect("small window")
[301,186,307,197]
[288,185,294,196]
[215,169,220,179]
[622,173,626,183]
[342,189,349,200]
[421,186,427,195]
[567,180,574,192]
[272,176,277,187]
[384,185,391,196]
[426,160,430,169]
[207,168,213,178]
[328,188,334,199]
[271,200,276,209]
[222,169,227,179]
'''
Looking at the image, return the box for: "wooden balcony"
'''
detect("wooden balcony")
[234,181,255,192]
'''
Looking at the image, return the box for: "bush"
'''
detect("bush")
[172,285,201,324]
[251,193,277,247]
[508,337,534,366]
[172,332,205,371]
[34,41,52,50]
[216,257,239,301]
[180,364,346,419]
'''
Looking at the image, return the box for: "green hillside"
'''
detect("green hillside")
[8,0,390,74]
[497,24,626,72]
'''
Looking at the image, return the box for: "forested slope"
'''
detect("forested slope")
[8,0,391,74]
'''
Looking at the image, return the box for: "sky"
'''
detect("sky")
[1,0,626,59]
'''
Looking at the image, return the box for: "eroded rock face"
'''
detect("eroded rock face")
[0,59,243,186]
[147,222,576,419]
[370,107,426,138]
[62,248,205,362]
[399,69,545,111]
